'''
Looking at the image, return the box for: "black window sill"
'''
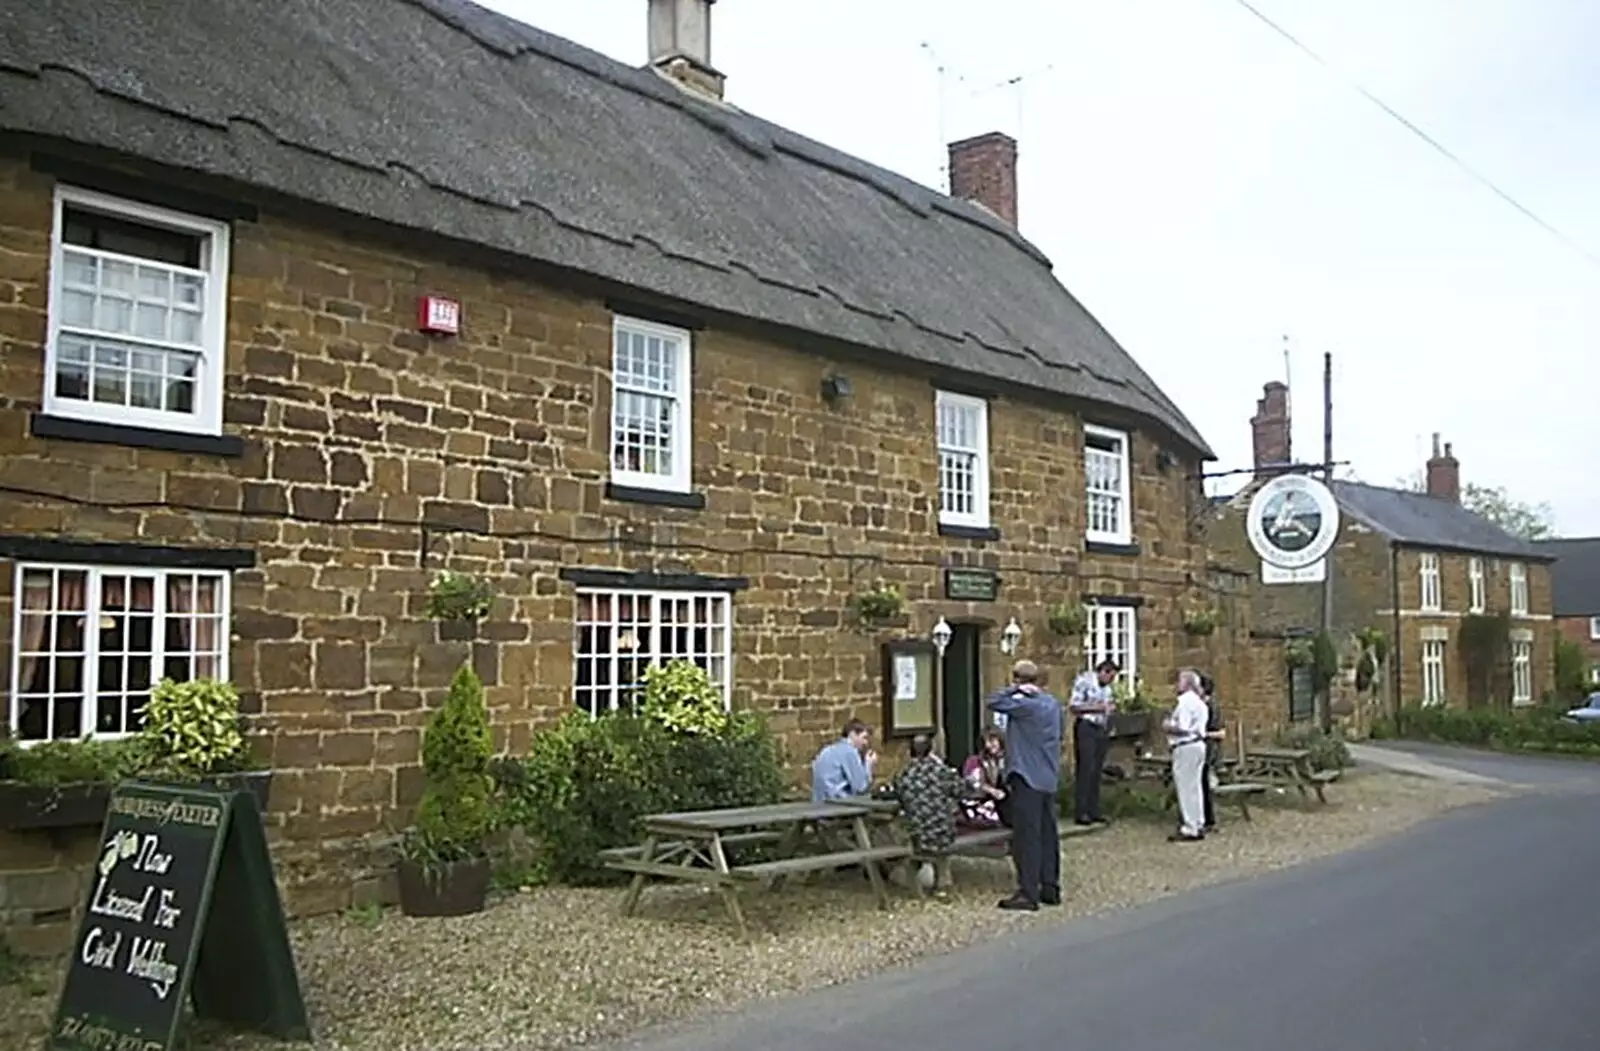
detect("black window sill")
[938,523,1002,542]
[30,413,245,458]
[604,483,707,510]
[1085,539,1141,557]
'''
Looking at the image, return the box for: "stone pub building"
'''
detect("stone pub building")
[0,0,1230,943]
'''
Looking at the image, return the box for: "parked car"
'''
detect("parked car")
[1562,693,1600,723]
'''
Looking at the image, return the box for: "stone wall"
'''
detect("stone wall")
[0,152,1229,947]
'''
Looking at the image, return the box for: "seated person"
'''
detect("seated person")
[892,733,964,893]
[960,729,1009,828]
[810,719,877,802]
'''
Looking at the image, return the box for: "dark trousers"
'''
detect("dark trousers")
[1073,718,1108,822]
[1006,773,1060,903]
[1201,764,1216,829]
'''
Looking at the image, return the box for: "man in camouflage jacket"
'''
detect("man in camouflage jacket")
[893,734,966,892]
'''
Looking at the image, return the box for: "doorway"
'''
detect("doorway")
[941,623,986,766]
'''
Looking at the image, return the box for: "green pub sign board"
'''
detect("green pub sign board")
[48,781,311,1051]
[943,568,1001,602]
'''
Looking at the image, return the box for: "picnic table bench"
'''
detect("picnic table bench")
[605,800,912,939]
[1131,754,1268,820]
[1237,746,1341,804]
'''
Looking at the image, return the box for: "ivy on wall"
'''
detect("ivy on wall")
[1459,612,1512,709]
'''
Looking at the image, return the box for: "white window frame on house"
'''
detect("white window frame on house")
[609,316,694,494]
[1419,552,1442,612]
[1084,425,1132,545]
[1590,616,1600,640]
[1468,557,1485,614]
[1509,563,1528,616]
[1510,640,1533,705]
[46,186,231,436]
[572,588,732,717]
[9,563,231,742]
[1420,637,1447,706]
[1590,665,1600,686]
[1083,604,1137,683]
[934,390,990,530]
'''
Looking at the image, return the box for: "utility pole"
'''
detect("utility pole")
[1319,351,1336,733]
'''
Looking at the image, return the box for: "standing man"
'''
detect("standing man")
[1164,669,1210,842]
[1199,672,1225,832]
[987,660,1064,911]
[1068,659,1119,826]
[810,719,877,802]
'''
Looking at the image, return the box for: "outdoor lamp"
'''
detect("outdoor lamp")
[1000,617,1023,655]
[931,616,952,656]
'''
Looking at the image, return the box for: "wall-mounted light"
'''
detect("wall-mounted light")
[821,373,853,403]
[1000,617,1023,655]
[1157,449,1180,473]
[931,616,952,656]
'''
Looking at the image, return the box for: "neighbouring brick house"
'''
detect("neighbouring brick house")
[1211,383,1555,728]
[0,0,1233,946]
[1537,537,1600,687]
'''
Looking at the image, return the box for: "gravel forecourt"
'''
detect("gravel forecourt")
[1,771,1505,1051]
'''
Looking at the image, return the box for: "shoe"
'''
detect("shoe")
[1074,818,1096,826]
[1040,888,1062,906]
[998,894,1040,912]
[1092,817,1110,826]
[1167,834,1204,843]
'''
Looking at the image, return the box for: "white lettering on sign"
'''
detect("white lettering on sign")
[152,888,182,930]
[80,926,122,970]
[133,834,172,875]
[89,880,153,923]
[127,936,179,1000]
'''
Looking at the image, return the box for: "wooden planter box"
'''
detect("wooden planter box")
[0,770,274,832]
[1107,712,1153,740]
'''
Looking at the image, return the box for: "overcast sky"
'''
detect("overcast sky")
[481,0,1600,535]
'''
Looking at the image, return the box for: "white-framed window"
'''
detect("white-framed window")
[1419,552,1441,612]
[9,564,230,742]
[573,588,731,717]
[1589,665,1600,686]
[1084,425,1131,544]
[1084,604,1137,682]
[46,187,231,436]
[935,391,990,529]
[1421,638,1446,706]
[609,316,693,493]
[1509,563,1528,616]
[1511,640,1533,705]
[1468,557,1485,614]
[1590,616,1600,640]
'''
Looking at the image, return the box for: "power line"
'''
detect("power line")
[1228,0,1600,274]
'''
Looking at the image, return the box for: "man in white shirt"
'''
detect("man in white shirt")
[1164,668,1210,842]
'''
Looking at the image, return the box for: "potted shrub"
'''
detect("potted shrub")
[398,663,495,917]
[1108,676,1157,739]
[135,677,272,812]
[1046,602,1087,639]
[426,570,495,641]
[1182,608,1219,637]
[0,734,137,831]
[851,581,905,626]
[640,659,729,736]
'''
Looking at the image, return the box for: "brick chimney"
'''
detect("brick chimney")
[948,132,1018,227]
[1425,433,1460,503]
[648,0,725,99]
[1250,381,1291,474]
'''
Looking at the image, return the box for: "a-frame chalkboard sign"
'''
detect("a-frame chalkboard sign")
[46,780,311,1051]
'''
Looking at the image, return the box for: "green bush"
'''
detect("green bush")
[498,710,784,885]
[408,663,495,864]
[1274,725,1351,771]
[1372,703,1600,755]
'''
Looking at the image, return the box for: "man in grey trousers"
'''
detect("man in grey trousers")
[987,659,1064,911]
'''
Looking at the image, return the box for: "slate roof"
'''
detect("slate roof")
[1533,538,1600,616]
[0,0,1211,456]
[1329,481,1552,561]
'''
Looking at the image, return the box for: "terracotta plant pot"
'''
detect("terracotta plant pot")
[397,855,492,918]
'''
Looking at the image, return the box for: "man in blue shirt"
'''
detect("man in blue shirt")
[810,719,878,803]
[987,660,1064,911]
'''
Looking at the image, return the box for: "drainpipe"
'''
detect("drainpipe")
[1389,542,1402,719]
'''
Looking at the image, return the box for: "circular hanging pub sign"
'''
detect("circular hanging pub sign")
[1245,473,1340,570]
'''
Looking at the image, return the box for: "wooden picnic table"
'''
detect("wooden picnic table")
[1129,753,1270,820]
[604,800,911,939]
[1237,746,1340,804]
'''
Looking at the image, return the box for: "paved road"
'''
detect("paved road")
[1362,739,1600,789]
[611,753,1600,1051]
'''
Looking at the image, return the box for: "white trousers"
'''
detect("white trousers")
[1171,742,1207,837]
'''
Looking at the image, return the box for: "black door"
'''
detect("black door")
[942,624,985,766]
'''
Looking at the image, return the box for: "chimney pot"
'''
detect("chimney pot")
[1425,435,1461,504]
[948,132,1018,228]
[1250,381,1291,475]
[647,0,724,99]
